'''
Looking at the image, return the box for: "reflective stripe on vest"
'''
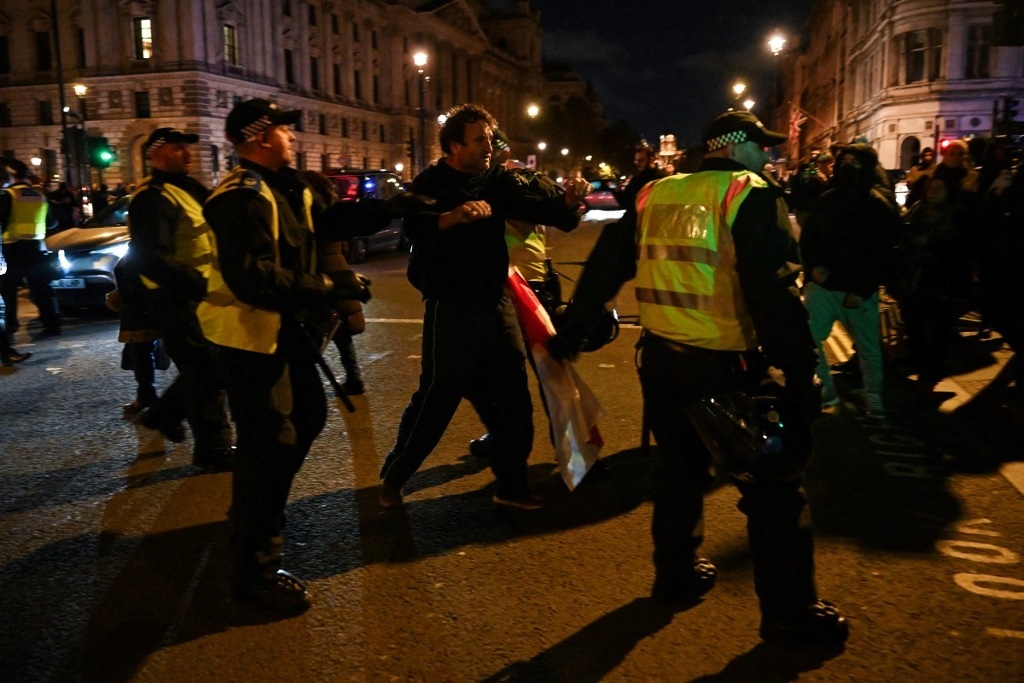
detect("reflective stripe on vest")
[635,170,764,351]
[3,185,48,242]
[130,177,214,289]
[196,167,314,355]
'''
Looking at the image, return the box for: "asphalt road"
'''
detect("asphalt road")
[2,211,1023,682]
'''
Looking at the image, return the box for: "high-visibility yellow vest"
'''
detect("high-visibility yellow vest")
[196,166,313,354]
[2,183,48,242]
[129,176,214,289]
[505,219,547,281]
[635,170,764,351]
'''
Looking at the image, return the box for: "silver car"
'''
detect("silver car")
[45,195,130,308]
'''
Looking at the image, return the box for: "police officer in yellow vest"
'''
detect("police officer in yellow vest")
[0,158,60,342]
[129,128,232,468]
[200,99,369,614]
[551,111,849,649]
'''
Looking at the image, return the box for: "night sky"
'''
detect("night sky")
[492,0,816,146]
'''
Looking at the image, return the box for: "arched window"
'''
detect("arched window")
[900,136,920,170]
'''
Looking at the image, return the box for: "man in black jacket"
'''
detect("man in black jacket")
[378,103,587,510]
[130,128,232,468]
[551,110,848,650]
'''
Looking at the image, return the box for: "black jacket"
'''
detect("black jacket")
[403,159,581,303]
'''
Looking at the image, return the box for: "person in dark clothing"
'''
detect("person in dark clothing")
[801,143,902,418]
[613,145,666,215]
[550,110,848,649]
[899,176,973,388]
[130,128,232,468]
[378,103,587,510]
[106,249,163,417]
[0,159,61,340]
[48,182,81,231]
[200,99,374,614]
[0,242,31,364]
[905,147,937,207]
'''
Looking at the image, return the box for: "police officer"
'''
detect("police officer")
[130,128,232,468]
[0,159,60,340]
[552,111,849,649]
[199,99,369,613]
[0,241,31,364]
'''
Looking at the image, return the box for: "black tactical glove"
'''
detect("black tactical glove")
[330,270,372,304]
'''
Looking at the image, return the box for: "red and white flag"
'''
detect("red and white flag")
[788,107,807,146]
[507,268,604,490]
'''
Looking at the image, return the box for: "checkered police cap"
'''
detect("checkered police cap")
[702,111,787,153]
[225,99,302,144]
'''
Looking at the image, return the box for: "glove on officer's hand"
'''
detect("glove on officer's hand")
[330,269,372,304]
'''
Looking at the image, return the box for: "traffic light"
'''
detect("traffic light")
[87,136,116,169]
[407,137,416,160]
[1005,97,1021,121]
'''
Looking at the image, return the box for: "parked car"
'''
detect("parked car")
[323,169,409,263]
[45,194,131,308]
[582,178,623,211]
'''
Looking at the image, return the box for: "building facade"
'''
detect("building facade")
[0,0,557,188]
[781,0,1024,170]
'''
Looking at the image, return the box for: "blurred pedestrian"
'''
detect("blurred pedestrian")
[905,146,937,206]
[0,159,61,340]
[48,181,81,230]
[129,128,231,468]
[378,103,587,510]
[613,144,666,215]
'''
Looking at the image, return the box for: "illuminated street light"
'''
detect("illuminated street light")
[560,148,569,156]
[743,98,755,111]
[526,103,540,118]
[768,32,786,57]
[394,162,404,173]
[73,83,88,98]
[537,141,547,151]
[732,81,747,98]
[437,114,447,125]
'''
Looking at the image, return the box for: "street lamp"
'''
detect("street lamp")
[413,51,429,174]
[732,81,747,98]
[72,84,88,193]
[743,98,756,111]
[526,103,540,119]
[768,32,786,57]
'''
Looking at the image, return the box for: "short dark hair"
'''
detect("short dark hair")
[439,103,498,156]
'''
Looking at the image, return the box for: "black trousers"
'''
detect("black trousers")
[380,297,534,497]
[220,322,327,576]
[148,298,231,453]
[0,239,60,337]
[638,333,818,622]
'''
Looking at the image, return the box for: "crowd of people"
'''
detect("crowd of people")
[3,98,1022,654]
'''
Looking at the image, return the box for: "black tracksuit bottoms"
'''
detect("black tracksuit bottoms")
[380,297,534,498]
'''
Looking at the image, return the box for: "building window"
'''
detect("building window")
[318,113,327,134]
[352,22,360,42]
[76,28,86,68]
[133,18,153,60]
[354,69,362,99]
[283,0,291,17]
[0,103,11,127]
[379,124,385,143]
[371,30,378,49]
[331,14,339,35]
[308,5,317,26]
[928,28,943,80]
[361,121,368,140]
[333,63,341,95]
[310,57,320,90]
[373,75,380,103]
[38,100,53,125]
[284,49,295,84]
[224,25,239,66]
[0,36,10,75]
[905,30,927,83]
[341,118,349,138]
[966,24,991,79]
[35,31,53,71]
[135,90,151,118]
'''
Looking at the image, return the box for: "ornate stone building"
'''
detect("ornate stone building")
[779,0,1024,170]
[0,0,559,187]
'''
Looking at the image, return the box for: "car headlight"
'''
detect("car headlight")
[94,242,130,259]
[57,249,72,273]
